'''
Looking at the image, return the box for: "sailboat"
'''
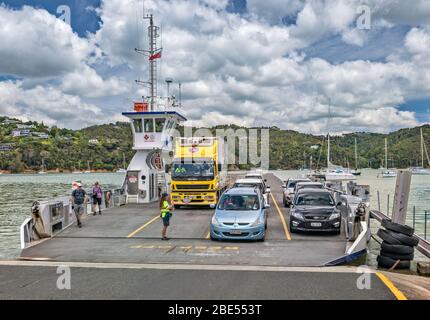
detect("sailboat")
[84,160,91,173]
[72,161,83,174]
[410,128,430,175]
[38,159,46,174]
[116,153,127,173]
[324,134,356,181]
[381,138,396,178]
[351,138,361,176]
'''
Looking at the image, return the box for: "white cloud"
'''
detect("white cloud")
[0,81,102,129]
[61,65,130,98]
[0,0,429,134]
[0,5,94,78]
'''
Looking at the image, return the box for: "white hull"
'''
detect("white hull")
[325,171,357,181]
[410,167,430,175]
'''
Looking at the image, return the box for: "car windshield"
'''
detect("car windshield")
[218,194,260,210]
[172,162,214,180]
[295,193,335,206]
[297,184,323,190]
[288,180,308,189]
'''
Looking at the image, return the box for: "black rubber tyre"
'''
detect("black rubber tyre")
[377,255,411,269]
[380,251,414,261]
[382,219,414,236]
[377,229,402,245]
[385,229,419,247]
[289,223,297,233]
[381,241,414,255]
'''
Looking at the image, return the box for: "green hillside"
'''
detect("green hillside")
[0,116,429,172]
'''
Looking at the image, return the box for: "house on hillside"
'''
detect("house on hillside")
[32,132,49,139]
[17,124,35,129]
[11,129,30,137]
[0,144,14,151]
[88,138,99,145]
[1,119,20,125]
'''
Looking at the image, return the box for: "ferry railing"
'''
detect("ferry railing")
[20,186,126,249]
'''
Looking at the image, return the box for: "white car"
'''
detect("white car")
[233,178,270,206]
[281,178,311,208]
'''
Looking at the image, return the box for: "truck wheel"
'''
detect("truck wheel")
[381,219,414,236]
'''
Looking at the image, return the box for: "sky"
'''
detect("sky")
[0,0,429,134]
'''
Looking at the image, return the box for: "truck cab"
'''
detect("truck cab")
[170,137,227,206]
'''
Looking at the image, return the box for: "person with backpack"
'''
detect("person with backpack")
[160,192,174,240]
[71,182,87,228]
[91,181,103,215]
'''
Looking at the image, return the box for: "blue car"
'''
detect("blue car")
[210,187,269,241]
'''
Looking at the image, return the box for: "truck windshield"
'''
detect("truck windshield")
[218,195,260,211]
[172,162,214,180]
[295,193,335,206]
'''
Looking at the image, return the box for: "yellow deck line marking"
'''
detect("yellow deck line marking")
[224,246,240,250]
[375,272,407,300]
[205,231,211,239]
[127,215,159,238]
[270,192,291,240]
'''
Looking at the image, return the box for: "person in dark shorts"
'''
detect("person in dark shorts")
[71,182,87,228]
[91,181,103,215]
[160,193,174,240]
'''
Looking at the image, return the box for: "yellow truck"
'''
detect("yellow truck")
[170,137,227,206]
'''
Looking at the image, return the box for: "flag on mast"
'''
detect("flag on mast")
[149,49,162,60]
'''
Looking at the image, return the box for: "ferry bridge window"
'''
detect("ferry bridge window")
[144,118,154,132]
[155,118,165,132]
[133,119,142,133]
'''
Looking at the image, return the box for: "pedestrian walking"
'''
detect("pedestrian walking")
[91,181,103,215]
[71,182,87,228]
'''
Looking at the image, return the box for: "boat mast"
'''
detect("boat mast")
[421,128,424,168]
[354,137,358,170]
[385,138,388,169]
[327,98,331,170]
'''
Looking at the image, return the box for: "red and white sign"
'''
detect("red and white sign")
[128,176,138,183]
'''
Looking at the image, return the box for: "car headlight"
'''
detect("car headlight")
[291,210,304,220]
[211,216,222,226]
[329,212,341,220]
[251,215,265,227]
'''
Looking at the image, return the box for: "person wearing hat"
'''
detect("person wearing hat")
[71,182,87,228]
[159,192,174,240]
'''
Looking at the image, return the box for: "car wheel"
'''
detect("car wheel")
[382,219,414,236]
[289,223,296,233]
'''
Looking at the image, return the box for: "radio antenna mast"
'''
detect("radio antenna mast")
[135,14,161,111]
